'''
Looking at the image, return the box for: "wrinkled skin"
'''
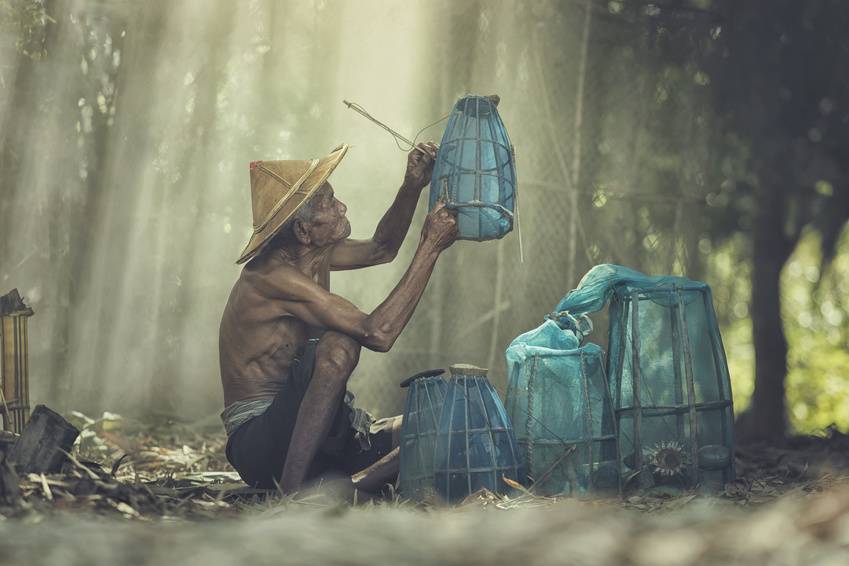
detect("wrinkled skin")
[219,142,458,493]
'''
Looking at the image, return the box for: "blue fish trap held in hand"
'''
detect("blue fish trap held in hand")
[433,364,522,502]
[398,369,448,502]
[428,95,516,241]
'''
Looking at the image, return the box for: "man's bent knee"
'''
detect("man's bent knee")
[315,331,361,379]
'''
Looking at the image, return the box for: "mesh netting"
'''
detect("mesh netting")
[0,0,723,420]
[560,264,736,491]
[353,1,719,420]
[505,320,618,496]
[610,288,735,490]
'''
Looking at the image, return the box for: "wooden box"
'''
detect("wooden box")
[1,289,33,434]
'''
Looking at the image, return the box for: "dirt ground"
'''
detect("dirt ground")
[1,411,849,565]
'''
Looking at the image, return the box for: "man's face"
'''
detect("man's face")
[302,182,351,247]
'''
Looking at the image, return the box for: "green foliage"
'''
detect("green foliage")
[713,230,849,434]
[0,0,54,59]
[707,237,754,410]
[783,231,849,432]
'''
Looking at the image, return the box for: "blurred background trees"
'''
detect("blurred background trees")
[692,0,849,442]
[0,0,847,444]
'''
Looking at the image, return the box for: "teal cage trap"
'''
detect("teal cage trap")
[343,93,518,243]
[555,264,736,492]
[433,364,522,502]
[428,95,516,241]
[398,369,448,502]
[505,316,619,497]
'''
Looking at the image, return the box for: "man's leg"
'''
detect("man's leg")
[279,331,360,493]
[345,415,403,493]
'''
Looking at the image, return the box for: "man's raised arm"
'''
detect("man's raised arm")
[330,142,438,270]
[263,200,457,352]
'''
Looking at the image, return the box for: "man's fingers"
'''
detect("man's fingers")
[413,142,438,161]
[432,201,459,222]
[433,198,455,214]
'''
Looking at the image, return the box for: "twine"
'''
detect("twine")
[343,100,449,152]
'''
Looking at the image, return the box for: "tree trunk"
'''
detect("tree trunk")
[737,180,793,444]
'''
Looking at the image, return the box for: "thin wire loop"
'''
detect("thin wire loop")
[343,100,449,152]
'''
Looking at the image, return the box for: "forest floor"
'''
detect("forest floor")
[1,411,849,565]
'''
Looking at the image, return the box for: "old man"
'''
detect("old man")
[219,142,458,494]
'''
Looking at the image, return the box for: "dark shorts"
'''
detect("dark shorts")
[225,339,399,489]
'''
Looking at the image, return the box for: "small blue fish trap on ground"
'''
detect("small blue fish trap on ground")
[398,369,448,502]
[556,264,736,492]
[505,318,619,497]
[433,364,522,502]
[428,95,516,241]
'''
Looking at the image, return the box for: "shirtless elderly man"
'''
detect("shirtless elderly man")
[219,142,458,494]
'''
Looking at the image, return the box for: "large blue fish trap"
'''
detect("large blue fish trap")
[398,369,448,502]
[433,364,522,502]
[555,265,736,492]
[428,95,516,241]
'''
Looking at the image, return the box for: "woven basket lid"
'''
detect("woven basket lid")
[399,368,446,388]
[448,363,488,377]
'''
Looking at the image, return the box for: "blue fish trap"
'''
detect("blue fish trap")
[506,319,620,497]
[429,95,516,241]
[556,264,736,492]
[398,369,448,502]
[433,364,522,502]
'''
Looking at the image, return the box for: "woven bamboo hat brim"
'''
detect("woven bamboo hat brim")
[236,144,349,264]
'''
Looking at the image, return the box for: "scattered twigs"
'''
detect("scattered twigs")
[529,445,578,492]
[61,449,101,481]
[110,453,129,476]
[6,409,849,523]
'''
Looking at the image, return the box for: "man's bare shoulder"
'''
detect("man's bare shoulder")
[241,254,325,303]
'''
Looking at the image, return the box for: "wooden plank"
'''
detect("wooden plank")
[630,292,648,487]
[676,294,700,488]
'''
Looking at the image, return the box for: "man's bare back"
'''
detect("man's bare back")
[219,253,329,407]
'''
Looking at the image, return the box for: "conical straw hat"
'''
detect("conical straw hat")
[236,144,349,264]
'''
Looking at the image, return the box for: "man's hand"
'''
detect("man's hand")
[422,199,459,252]
[404,141,439,190]
[330,141,440,271]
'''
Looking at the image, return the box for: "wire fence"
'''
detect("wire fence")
[353,0,721,418]
[0,0,726,421]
